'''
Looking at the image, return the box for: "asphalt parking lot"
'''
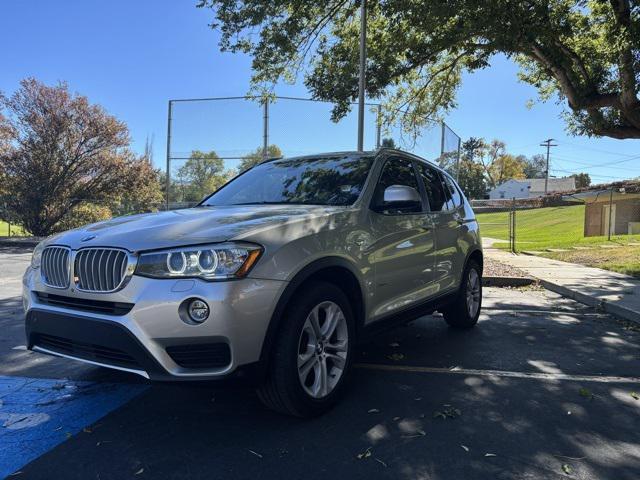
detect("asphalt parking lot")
[2,247,640,479]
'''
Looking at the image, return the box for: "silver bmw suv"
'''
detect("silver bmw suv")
[23,148,482,416]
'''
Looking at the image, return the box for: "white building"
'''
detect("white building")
[488,177,576,200]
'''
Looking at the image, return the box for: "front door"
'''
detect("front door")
[368,156,436,321]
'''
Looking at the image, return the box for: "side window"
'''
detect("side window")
[417,163,447,212]
[372,157,423,214]
[442,174,462,209]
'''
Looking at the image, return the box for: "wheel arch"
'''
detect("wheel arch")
[258,257,366,366]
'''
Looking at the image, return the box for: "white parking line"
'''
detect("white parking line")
[356,363,640,384]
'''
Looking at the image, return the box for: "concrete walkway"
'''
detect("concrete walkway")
[485,247,640,324]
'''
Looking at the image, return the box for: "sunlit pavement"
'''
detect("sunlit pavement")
[2,250,640,479]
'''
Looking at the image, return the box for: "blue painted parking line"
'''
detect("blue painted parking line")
[0,375,147,478]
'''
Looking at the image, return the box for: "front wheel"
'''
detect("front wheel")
[441,260,482,329]
[256,281,354,417]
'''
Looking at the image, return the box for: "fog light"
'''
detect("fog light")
[187,299,209,323]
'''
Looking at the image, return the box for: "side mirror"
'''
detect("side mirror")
[384,185,421,203]
[379,185,422,212]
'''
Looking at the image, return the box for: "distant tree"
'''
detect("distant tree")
[521,154,547,179]
[175,150,231,202]
[572,172,591,189]
[381,138,396,148]
[456,159,487,200]
[474,139,527,188]
[0,78,161,236]
[461,137,486,163]
[142,134,154,165]
[238,144,282,173]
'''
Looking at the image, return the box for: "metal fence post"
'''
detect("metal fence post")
[607,185,614,241]
[511,197,517,253]
[455,137,461,182]
[165,100,173,210]
[262,97,270,161]
[375,104,382,149]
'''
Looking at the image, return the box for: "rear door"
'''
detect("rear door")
[415,163,465,292]
[368,155,437,321]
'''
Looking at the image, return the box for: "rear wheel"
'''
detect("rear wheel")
[257,282,354,417]
[441,260,482,329]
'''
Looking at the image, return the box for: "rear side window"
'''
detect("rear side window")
[442,174,462,210]
[417,163,447,212]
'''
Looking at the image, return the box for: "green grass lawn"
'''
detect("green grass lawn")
[0,220,27,237]
[476,204,640,250]
[476,204,640,277]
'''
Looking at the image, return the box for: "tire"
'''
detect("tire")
[441,259,482,329]
[256,281,355,417]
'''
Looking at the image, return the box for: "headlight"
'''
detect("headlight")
[31,242,45,269]
[135,243,262,280]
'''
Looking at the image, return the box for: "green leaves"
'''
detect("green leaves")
[200,0,640,140]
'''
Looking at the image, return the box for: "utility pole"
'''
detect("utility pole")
[539,138,557,195]
[356,0,367,151]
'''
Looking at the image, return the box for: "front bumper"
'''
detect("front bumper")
[23,267,287,381]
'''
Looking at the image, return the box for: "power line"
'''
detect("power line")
[557,140,639,158]
[551,154,640,171]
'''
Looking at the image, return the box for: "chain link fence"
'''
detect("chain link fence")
[473,185,640,262]
[165,95,461,208]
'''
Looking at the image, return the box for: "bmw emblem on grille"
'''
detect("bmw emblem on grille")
[81,234,97,242]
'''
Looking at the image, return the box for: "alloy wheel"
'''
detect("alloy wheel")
[466,268,481,318]
[297,301,348,399]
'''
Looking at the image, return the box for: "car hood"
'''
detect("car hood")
[46,205,347,252]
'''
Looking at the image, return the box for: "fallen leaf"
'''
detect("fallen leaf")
[562,464,572,475]
[414,397,422,401]
[368,408,380,414]
[357,447,372,459]
[135,468,144,475]
[631,392,639,400]
[375,458,388,467]
[248,449,263,458]
[65,432,72,439]
[402,429,426,438]
[389,342,400,348]
[386,353,405,361]
[433,405,461,419]
[484,453,497,457]
[460,445,469,452]
[578,387,594,400]
[83,427,92,434]
[393,417,401,421]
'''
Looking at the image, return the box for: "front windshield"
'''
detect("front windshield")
[202,154,374,207]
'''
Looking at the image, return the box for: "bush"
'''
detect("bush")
[55,203,112,232]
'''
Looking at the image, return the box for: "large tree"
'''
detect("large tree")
[0,79,162,236]
[199,0,640,140]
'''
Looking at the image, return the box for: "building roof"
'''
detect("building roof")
[528,177,576,193]
[490,177,576,193]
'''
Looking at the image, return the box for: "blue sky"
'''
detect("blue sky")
[1,0,638,183]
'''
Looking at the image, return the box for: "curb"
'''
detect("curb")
[482,276,535,288]
[0,238,40,248]
[539,279,640,326]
